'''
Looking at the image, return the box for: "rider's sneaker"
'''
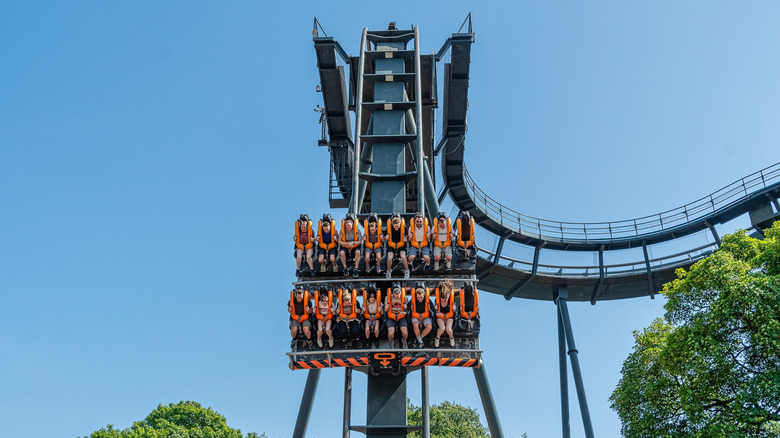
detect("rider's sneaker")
[343,268,350,277]
[403,269,410,279]
[328,337,334,348]
[450,337,455,347]
[434,337,440,347]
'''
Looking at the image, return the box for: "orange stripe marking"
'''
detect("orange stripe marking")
[411,358,425,366]
[401,357,411,365]
[297,361,312,369]
[425,358,438,366]
[439,358,449,366]
[463,359,476,367]
[347,358,361,367]
[450,359,462,367]
[334,359,347,367]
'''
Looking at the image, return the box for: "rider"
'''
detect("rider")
[338,213,362,278]
[385,213,410,279]
[363,213,384,275]
[432,212,453,270]
[294,214,315,276]
[407,213,431,271]
[385,286,409,348]
[316,214,339,273]
[336,287,362,349]
[288,286,313,350]
[314,286,335,348]
[409,284,434,348]
[363,287,383,348]
[434,280,456,347]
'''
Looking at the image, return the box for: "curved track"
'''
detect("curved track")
[437,33,780,302]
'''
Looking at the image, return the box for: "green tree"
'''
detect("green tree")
[85,401,264,438]
[610,222,780,437]
[407,399,490,438]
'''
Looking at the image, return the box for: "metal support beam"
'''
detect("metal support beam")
[421,366,430,438]
[558,304,570,438]
[366,370,408,438]
[589,245,605,305]
[492,236,507,264]
[473,358,504,438]
[423,158,440,217]
[344,367,352,438]
[292,369,321,438]
[351,28,368,214]
[504,242,545,300]
[704,221,721,246]
[414,26,425,216]
[556,288,595,438]
[437,186,449,207]
[641,241,655,299]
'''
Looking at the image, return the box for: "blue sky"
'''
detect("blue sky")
[2,2,779,438]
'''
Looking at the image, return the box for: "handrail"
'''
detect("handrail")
[463,161,780,245]
[477,241,717,277]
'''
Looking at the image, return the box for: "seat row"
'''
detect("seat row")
[293,211,477,278]
[288,282,480,351]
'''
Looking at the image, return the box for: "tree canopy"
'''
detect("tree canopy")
[85,401,263,438]
[407,399,490,438]
[610,222,780,437]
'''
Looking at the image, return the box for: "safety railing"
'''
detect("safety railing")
[477,240,718,279]
[464,161,780,245]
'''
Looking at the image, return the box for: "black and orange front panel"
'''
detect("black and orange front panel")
[290,355,478,370]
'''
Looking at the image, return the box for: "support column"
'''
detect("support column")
[421,367,430,438]
[293,369,321,438]
[558,306,570,438]
[344,368,352,438]
[472,358,504,438]
[366,370,408,438]
[556,287,595,438]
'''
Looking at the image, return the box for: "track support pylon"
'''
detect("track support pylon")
[555,286,595,438]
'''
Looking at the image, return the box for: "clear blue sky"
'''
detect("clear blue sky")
[2,2,779,438]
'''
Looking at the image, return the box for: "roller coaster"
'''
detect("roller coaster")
[290,15,780,438]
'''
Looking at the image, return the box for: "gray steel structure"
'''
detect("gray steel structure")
[305,15,780,438]
[305,16,504,438]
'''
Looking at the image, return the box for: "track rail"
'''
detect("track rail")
[461,163,780,251]
[436,29,780,301]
